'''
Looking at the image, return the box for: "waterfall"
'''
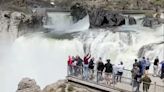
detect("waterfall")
[0,12,164,92]
[43,12,90,33]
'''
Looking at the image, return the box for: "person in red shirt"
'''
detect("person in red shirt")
[67,56,73,75]
[84,53,91,64]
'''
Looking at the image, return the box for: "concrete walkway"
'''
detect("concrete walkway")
[67,73,164,92]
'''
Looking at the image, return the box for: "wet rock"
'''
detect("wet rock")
[128,16,136,25]
[89,9,125,27]
[70,3,87,23]
[142,17,161,27]
[4,13,11,19]
[42,80,91,92]
[16,78,41,92]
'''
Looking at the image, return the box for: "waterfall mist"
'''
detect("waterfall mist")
[0,12,164,92]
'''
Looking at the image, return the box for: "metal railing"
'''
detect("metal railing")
[67,65,164,92]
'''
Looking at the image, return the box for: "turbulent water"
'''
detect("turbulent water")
[43,12,90,33]
[0,12,164,92]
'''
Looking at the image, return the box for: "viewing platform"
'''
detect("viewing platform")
[66,66,164,92]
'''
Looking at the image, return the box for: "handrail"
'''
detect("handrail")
[67,65,164,92]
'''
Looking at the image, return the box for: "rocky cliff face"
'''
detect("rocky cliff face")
[0,10,32,42]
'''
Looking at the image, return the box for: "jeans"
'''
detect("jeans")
[97,71,103,82]
[68,65,73,75]
[83,64,89,80]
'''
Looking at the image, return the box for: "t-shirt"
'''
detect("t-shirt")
[113,65,118,75]
[104,63,113,73]
[117,64,124,73]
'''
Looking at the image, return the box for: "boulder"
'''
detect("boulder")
[89,9,125,27]
[142,17,161,27]
[42,80,91,92]
[70,3,87,23]
[128,16,136,25]
[16,78,41,92]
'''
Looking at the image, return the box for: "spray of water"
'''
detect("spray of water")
[0,13,164,92]
[43,12,90,33]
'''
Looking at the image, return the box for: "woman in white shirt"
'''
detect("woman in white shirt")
[117,61,124,82]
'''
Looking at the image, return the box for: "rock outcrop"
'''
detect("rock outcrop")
[70,3,87,23]
[0,8,47,41]
[70,3,126,28]
[0,10,32,41]
[142,17,161,27]
[42,80,91,92]
[16,78,41,92]
[128,16,137,25]
[16,78,92,92]
[89,8,125,28]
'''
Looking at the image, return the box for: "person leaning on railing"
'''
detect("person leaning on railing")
[88,57,95,80]
[83,53,91,80]
[153,56,159,77]
[131,64,140,91]
[97,57,104,82]
[67,56,73,75]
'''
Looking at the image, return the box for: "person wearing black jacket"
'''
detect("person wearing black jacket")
[97,57,104,82]
[89,57,95,79]
[104,59,113,84]
[153,57,159,77]
[76,55,83,75]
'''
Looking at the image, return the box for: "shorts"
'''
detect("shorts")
[117,72,123,76]
[146,66,149,70]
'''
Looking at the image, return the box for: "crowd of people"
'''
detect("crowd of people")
[67,54,164,92]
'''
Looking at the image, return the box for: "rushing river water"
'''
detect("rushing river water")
[0,12,164,92]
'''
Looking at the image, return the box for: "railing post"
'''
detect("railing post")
[67,65,69,76]
[131,79,133,92]
[96,71,98,84]
[154,82,156,92]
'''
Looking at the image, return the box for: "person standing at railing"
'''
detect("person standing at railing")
[134,69,142,92]
[131,64,140,92]
[153,56,159,77]
[117,61,124,82]
[160,60,164,82]
[72,56,78,76]
[133,59,139,67]
[141,74,152,92]
[83,53,91,80]
[97,57,104,82]
[88,57,95,80]
[67,56,73,75]
[104,59,113,85]
[76,55,83,76]
[140,57,147,76]
[145,58,151,74]
[132,59,139,78]
[112,64,118,84]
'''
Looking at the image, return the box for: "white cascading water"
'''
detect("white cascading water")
[43,12,90,33]
[0,12,164,92]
